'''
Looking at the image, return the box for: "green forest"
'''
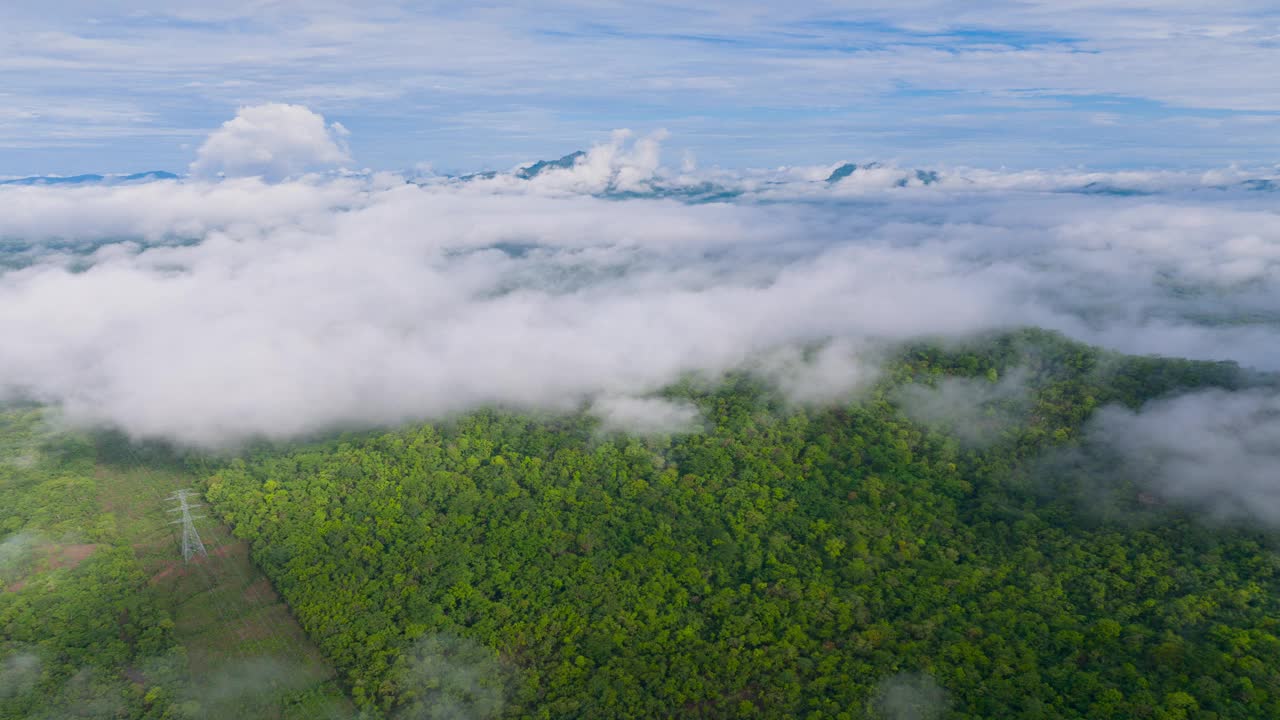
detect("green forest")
[0,412,187,719]
[0,411,351,719]
[202,330,1278,719]
[4,329,1279,718]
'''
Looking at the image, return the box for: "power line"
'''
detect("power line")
[167,489,208,562]
[124,457,346,715]
[154,471,314,663]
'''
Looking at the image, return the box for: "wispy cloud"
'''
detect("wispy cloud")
[1,2,1277,172]
[1083,387,1280,528]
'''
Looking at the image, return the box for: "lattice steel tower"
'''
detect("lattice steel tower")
[167,489,208,562]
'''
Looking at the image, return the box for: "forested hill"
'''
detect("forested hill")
[201,329,1279,719]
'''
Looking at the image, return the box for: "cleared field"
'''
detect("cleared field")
[95,464,355,719]
[2,407,354,720]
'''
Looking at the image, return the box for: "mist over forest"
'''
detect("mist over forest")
[3,11,1280,716]
[3,107,1278,449]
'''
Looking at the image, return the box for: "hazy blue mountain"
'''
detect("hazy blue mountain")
[1241,178,1279,192]
[1073,181,1152,197]
[825,162,864,183]
[0,171,178,186]
[911,169,940,185]
[605,182,744,203]
[826,162,939,186]
[119,171,180,182]
[451,170,498,182]
[443,151,586,185]
[1,173,104,186]
[515,150,587,179]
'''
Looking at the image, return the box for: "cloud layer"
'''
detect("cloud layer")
[0,118,1278,447]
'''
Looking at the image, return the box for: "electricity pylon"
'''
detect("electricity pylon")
[167,489,208,562]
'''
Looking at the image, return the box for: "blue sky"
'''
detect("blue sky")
[2,1,1279,175]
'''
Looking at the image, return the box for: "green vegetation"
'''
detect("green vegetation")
[3,330,1275,718]
[0,412,350,719]
[197,330,1280,719]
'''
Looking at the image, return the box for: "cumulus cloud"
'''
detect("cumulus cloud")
[189,103,351,181]
[1085,388,1280,527]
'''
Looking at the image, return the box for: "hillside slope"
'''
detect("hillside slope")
[203,330,1280,719]
[0,415,351,720]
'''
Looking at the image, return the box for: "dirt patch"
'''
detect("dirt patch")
[150,560,190,584]
[210,542,245,559]
[4,543,97,592]
[243,578,278,604]
[234,617,275,642]
[48,543,97,569]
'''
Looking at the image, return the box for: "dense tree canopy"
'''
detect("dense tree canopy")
[200,330,1280,719]
[0,411,188,720]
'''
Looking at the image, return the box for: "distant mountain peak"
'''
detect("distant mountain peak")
[120,171,180,182]
[0,171,178,186]
[515,151,586,180]
[825,163,862,183]
[1240,178,1279,192]
[826,162,938,187]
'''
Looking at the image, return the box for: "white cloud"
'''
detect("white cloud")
[754,340,873,405]
[1087,388,1280,527]
[592,395,701,434]
[0,650,41,700]
[0,178,1010,445]
[872,671,949,720]
[1,120,1278,447]
[460,129,673,196]
[188,103,350,180]
[895,369,1031,447]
